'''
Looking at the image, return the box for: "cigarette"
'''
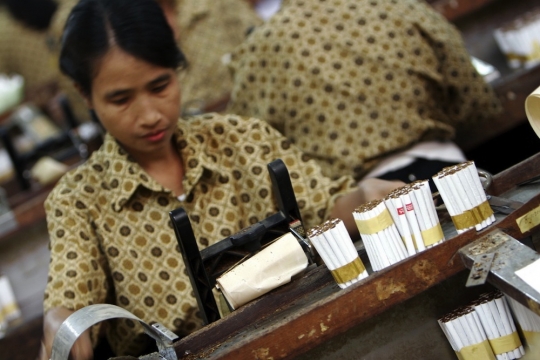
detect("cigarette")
[402,192,426,252]
[473,291,524,358]
[308,219,368,288]
[392,196,416,256]
[505,294,540,353]
[353,200,406,271]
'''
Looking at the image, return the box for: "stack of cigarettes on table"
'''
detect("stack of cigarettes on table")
[432,161,495,234]
[352,180,444,271]
[493,7,540,69]
[307,218,368,289]
[505,294,540,355]
[353,199,409,272]
[384,180,445,253]
[472,291,524,359]
[438,305,496,360]
[439,291,525,360]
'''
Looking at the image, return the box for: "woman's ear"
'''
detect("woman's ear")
[73,82,93,109]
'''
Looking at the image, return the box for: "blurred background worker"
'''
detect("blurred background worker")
[0,0,65,114]
[226,0,503,188]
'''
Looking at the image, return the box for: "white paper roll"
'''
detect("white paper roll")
[216,233,308,310]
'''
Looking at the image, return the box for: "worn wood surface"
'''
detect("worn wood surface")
[172,153,540,359]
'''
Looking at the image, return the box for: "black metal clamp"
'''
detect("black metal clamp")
[169,159,311,325]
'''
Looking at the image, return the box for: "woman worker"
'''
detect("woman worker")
[37,0,402,358]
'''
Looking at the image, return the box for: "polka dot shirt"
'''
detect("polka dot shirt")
[43,113,356,356]
[227,0,502,181]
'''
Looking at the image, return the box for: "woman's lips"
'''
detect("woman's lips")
[145,130,166,142]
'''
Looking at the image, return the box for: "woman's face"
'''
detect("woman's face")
[87,46,181,160]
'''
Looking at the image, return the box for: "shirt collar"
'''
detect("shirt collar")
[104,119,226,212]
[98,133,161,212]
[175,118,228,191]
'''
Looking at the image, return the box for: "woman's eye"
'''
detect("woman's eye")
[152,83,169,93]
[111,97,129,105]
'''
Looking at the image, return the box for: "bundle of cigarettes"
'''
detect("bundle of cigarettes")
[505,294,540,355]
[384,180,445,253]
[471,291,525,359]
[493,7,540,69]
[307,218,369,289]
[438,305,496,360]
[432,161,495,234]
[353,199,408,272]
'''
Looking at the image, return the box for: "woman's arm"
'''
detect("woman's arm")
[37,306,93,360]
[330,178,405,240]
[38,179,109,359]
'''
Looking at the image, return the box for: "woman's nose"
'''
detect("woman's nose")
[135,95,161,126]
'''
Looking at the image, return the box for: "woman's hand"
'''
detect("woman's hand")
[330,178,406,239]
[37,306,93,360]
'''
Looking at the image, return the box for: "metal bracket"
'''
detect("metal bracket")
[465,252,495,287]
[459,229,540,315]
[169,159,308,325]
[486,194,524,215]
[50,304,178,360]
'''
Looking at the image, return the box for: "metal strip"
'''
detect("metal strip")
[50,304,178,360]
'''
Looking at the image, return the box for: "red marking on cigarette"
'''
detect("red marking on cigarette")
[397,207,405,215]
[406,203,414,211]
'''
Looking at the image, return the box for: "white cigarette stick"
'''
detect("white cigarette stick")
[320,229,353,288]
[401,193,426,252]
[353,211,381,271]
[392,197,416,256]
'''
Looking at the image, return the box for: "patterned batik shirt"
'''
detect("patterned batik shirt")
[44,113,356,356]
[226,0,503,180]
[0,6,61,102]
[175,0,263,110]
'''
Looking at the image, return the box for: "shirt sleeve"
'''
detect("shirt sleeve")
[43,174,111,315]
[238,116,358,230]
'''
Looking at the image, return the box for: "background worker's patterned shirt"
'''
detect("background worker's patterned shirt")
[44,113,356,356]
[0,6,61,104]
[227,0,502,180]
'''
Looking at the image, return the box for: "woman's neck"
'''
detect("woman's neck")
[133,140,185,197]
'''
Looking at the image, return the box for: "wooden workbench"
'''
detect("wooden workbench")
[170,152,540,359]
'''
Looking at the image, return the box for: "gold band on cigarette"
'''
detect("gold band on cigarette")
[330,257,366,284]
[1,302,19,317]
[505,52,540,62]
[354,208,394,235]
[456,340,496,360]
[421,223,444,246]
[522,330,540,351]
[451,201,494,231]
[400,234,417,249]
[488,331,522,355]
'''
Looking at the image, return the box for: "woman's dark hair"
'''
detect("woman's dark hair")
[60,0,186,96]
[3,0,58,30]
